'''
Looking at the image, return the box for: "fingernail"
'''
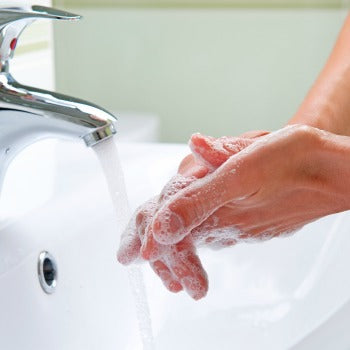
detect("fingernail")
[153,210,184,244]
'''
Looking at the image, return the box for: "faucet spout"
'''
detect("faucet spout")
[0,72,117,188]
[0,72,117,147]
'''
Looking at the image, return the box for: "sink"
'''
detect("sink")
[0,138,350,349]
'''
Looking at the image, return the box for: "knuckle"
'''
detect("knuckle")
[289,124,318,141]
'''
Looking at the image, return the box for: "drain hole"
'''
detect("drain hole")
[38,251,57,294]
[43,258,55,286]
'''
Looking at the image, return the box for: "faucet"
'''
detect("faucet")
[0,5,117,184]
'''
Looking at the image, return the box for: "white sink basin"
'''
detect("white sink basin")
[0,138,350,350]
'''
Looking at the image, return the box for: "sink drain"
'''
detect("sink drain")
[38,251,57,294]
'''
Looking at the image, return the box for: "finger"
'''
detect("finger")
[117,217,142,265]
[189,133,231,169]
[158,174,199,204]
[238,130,269,139]
[189,134,254,169]
[177,154,209,178]
[143,174,203,260]
[141,224,166,261]
[150,260,183,293]
[152,149,261,244]
[221,137,255,154]
[118,197,159,264]
[190,217,239,250]
[204,237,237,250]
[166,242,208,300]
[135,197,159,241]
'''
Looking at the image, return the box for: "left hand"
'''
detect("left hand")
[117,153,210,298]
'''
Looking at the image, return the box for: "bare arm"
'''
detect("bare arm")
[290,14,350,135]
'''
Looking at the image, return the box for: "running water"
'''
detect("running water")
[93,137,155,350]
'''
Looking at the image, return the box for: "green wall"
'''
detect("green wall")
[54,8,346,142]
[54,0,348,8]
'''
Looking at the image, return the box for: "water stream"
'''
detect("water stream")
[93,137,155,350]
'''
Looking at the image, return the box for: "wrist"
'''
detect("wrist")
[288,72,350,136]
[288,99,347,136]
[306,129,350,212]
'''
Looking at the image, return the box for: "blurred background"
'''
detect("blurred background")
[15,0,350,142]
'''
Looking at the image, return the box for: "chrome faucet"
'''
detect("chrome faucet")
[0,5,117,183]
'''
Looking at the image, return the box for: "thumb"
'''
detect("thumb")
[117,217,142,265]
[152,150,261,244]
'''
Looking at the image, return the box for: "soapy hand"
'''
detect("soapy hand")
[153,124,350,247]
[151,125,326,247]
[117,131,265,299]
[139,125,350,300]
[117,155,210,298]
[118,125,348,300]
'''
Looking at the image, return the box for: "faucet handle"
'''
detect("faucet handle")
[0,5,81,71]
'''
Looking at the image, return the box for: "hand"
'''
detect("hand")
[117,132,265,299]
[117,154,210,298]
[151,125,348,251]
[141,125,350,300]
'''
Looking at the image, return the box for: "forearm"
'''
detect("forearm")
[289,14,350,136]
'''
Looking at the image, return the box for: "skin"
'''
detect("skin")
[289,14,350,135]
[151,126,350,246]
[118,14,350,299]
[117,132,262,299]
